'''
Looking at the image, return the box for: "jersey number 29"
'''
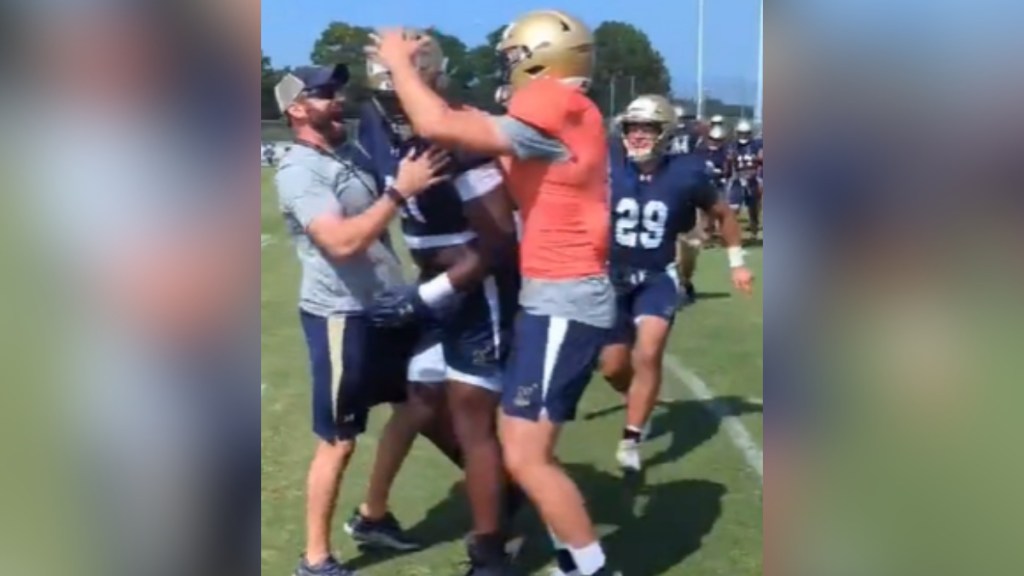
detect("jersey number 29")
[615,198,668,249]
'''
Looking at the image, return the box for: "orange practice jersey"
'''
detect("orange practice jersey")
[499,78,609,280]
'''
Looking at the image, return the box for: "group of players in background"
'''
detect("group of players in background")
[670,112,763,238]
[659,108,764,304]
[273,9,758,576]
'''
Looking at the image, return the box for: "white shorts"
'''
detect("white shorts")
[407,337,503,393]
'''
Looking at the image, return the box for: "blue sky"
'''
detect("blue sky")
[261,0,761,104]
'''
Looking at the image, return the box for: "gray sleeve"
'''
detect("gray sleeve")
[493,116,569,162]
[453,161,503,202]
[275,165,341,228]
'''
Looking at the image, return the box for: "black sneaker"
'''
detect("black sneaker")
[294,555,356,576]
[684,281,697,303]
[550,552,623,576]
[343,509,422,551]
[463,533,514,576]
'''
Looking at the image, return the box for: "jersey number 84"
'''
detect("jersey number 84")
[615,198,669,249]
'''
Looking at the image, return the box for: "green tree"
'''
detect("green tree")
[310,22,374,112]
[461,26,507,112]
[591,21,672,116]
[425,28,474,104]
[262,53,282,120]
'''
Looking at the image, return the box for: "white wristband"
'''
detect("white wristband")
[417,273,456,307]
[727,246,746,269]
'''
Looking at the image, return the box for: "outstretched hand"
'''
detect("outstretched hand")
[366,28,432,72]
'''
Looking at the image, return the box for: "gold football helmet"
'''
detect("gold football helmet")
[494,10,595,102]
[619,94,679,162]
[735,119,754,143]
[366,28,448,139]
[366,28,448,93]
[708,124,728,144]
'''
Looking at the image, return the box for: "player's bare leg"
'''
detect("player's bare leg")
[305,439,356,566]
[675,235,701,307]
[360,385,438,518]
[618,316,672,472]
[346,386,432,551]
[500,416,608,575]
[599,343,632,395]
[448,381,513,570]
[348,384,459,552]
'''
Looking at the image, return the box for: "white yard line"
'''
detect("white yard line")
[663,353,764,481]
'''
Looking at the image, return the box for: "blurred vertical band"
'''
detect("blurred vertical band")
[0,2,258,576]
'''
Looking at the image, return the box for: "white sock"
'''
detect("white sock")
[570,541,606,575]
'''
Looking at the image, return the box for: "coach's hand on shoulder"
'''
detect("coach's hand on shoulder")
[393,146,451,199]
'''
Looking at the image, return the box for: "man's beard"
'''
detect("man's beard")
[308,108,346,145]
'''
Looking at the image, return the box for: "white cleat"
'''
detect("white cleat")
[616,439,642,472]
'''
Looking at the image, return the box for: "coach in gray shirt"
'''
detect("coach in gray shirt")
[272,65,449,576]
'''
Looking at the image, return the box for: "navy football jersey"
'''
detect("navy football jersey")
[669,123,704,155]
[609,145,718,272]
[357,102,499,273]
[705,145,730,184]
[732,139,763,180]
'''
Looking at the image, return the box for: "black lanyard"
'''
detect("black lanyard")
[292,139,380,197]
[293,139,346,163]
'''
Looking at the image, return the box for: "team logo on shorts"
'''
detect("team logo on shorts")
[472,342,497,366]
[513,383,538,408]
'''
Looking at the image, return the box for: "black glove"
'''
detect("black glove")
[367,285,435,328]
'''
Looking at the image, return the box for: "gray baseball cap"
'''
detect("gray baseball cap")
[274,64,350,114]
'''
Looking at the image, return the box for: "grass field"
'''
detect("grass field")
[261,167,764,575]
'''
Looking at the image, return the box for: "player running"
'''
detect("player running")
[704,124,731,193]
[351,33,524,575]
[370,11,619,575]
[598,95,755,473]
[272,65,451,576]
[673,122,730,304]
[728,119,764,236]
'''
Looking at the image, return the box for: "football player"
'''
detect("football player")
[599,95,755,473]
[728,119,763,236]
[674,124,729,303]
[370,12,619,576]
[353,32,524,575]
